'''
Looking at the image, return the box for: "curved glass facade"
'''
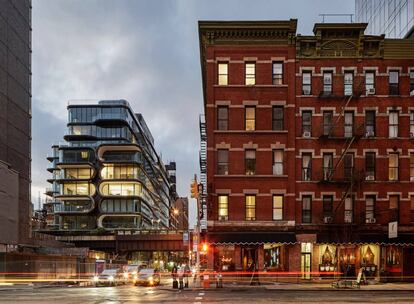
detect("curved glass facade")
[101,164,142,180]
[61,182,96,196]
[99,182,142,197]
[100,215,141,229]
[56,199,94,213]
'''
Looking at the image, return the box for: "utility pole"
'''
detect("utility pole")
[190,174,200,270]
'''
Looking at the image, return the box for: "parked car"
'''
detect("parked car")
[123,264,140,282]
[133,268,161,286]
[93,269,124,286]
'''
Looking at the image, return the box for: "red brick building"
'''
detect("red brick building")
[198,20,414,280]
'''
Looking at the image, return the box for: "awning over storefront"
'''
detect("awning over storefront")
[317,233,414,246]
[206,232,297,245]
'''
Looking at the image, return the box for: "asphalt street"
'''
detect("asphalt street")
[1,285,414,303]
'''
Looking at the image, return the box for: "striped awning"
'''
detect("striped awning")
[206,232,297,245]
[317,233,414,246]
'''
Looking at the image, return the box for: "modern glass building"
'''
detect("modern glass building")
[356,0,414,38]
[44,100,177,234]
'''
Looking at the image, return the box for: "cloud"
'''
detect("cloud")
[32,0,354,227]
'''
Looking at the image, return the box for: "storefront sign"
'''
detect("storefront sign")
[388,221,398,238]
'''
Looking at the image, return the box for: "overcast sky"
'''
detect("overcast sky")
[31,0,354,227]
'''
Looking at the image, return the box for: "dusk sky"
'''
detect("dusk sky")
[31,0,354,227]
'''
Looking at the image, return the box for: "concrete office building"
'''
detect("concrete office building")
[0,0,32,246]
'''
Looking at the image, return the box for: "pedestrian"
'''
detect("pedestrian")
[184,263,190,288]
[172,263,178,289]
[178,265,184,290]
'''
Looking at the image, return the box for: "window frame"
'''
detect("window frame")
[323,111,333,136]
[389,70,399,95]
[217,149,229,175]
[245,195,256,221]
[365,110,376,136]
[273,149,284,176]
[302,196,312,224]
[245,149,256,175]
[322,195,333,218]
[365,71,375,93]
[344,196,353,223]
[302,153,312,181]
[366,196,375,221]
[410,153,414,181]
[272,62,283,85]
[272,195,284,221]
[344,153,354,180]
[344,71,353,96]
[302,71,312,95]
[217,106,229,131]
[410,71,414,93]
[218,195,229,220]
[389,111,399,138]
[245,106,256,131]
[389,153,399,181]
[245,62,256,85]
[218,62,228,85]
[272,106,284,131]
[323,153,333,181]
[302,111,312,135]
[323,71,333,95]
[344,111,354,138]
[365,152,376,180]
[410,111,414,137]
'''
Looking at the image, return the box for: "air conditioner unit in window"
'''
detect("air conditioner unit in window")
[365,175,375,181]
[366,88,376,95]
[303,131,311,138]
[410,132,414,138]
[365,130,375,137]
[323,216,333,224]
[410,90,414,96]
[366,218,376,224]
[410,176,414,182]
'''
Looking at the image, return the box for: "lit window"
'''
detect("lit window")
[389,153,399,181]
[218,195,228,220]
[273,195,283,220]
[245,106,255,131]
[218,62,228,85]
[245,62,255,85]
[81,151,89,159]
[245,195,256,220]
[272,62,283,85]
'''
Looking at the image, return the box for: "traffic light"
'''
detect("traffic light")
[190,179,199,199]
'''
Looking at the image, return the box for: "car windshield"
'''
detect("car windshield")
[126,266,138,272]
[101,269,117,275]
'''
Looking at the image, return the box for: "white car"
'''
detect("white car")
[93,269,123,286]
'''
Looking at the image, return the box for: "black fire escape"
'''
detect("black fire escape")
[199,114,207,231]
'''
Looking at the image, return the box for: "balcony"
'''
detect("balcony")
[318,124,364,141]
[317,168,363,185]
[98,214,142,230]
[58,149,95,165]
[54,199,94,213]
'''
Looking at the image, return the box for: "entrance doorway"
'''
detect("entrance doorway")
[301,243,312,279]
[242,246,258,271]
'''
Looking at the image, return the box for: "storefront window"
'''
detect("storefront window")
[319,245,337,273]
[264,244,283,270]
[360,245,379,278]
[215,245,235,271]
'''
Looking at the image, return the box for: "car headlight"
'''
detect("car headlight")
[93,276,99,282]
[108,276,114,281]
[133,275,138,280]
[123,272,129,279]
[132,271,137,275]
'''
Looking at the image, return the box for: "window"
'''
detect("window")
[217,106,228,130]
[302,196,312,223]
[389,195,399,222]
[389,111,398,138]
[218,62,228,85]
[245,62,255,85]
[323,153,333,181]
[389,70,399,95]
[217,149,229,175]
[302,71,312,95]
[410,71,414,93]
[365,71,375,93]
[410,111,414,137]
[323,196,333,218]
[302,153,312,181]
[365,152,376,180]
[272,62,283,85]
[410,153,414,181]
[272,106,284,131]
[218,195,228,220]
[245,195,256,220]
[366,196,375,221]
[344,153,354,180]
[323,111,333,136]
[245,150,256,175]
[302,111,312,135]
[273,195,283,220]
[344,72,353,96]
[344,196,353,223]
[273,150,284,175]
[245,106,255,131]
[389,153,399,181]
[365,111,376,136]
[344,112,353,138]
[323,71,333,95]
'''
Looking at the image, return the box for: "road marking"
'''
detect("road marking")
[198,292,205,296]
[193,302,201,304]
[195,296,202,300]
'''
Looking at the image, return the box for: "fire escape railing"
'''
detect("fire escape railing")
[199,114,207,230]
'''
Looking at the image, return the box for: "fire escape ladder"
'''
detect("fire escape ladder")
[199,114,207,228]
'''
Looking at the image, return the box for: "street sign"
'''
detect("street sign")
[388,221,398,238]
[183,232,189,246]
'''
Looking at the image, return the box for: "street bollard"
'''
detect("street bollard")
[172,278,178,289]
